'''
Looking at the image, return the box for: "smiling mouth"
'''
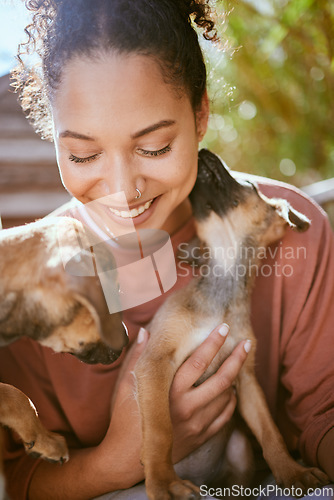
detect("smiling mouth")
[108,199,154,219]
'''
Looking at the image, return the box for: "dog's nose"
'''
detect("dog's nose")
[73,341,123,365]
[190,149,248,219]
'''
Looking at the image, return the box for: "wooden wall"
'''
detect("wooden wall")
[0,74,70,229]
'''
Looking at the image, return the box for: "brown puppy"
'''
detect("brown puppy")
[135,150,329,500]
[0,217,127,499]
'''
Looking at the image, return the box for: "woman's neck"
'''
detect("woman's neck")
[162,198,193,236]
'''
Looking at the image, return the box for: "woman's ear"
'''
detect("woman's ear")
[196,90,210,142]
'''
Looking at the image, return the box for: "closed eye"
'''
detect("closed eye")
[137,144,171,158]
[69,153,101,164]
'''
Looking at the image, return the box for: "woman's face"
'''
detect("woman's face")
[51,52,209,235]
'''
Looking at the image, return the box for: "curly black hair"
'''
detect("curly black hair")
[12,0,219,140]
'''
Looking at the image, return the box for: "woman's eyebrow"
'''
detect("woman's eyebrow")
[131,119,176,139]
[59,130,95,141]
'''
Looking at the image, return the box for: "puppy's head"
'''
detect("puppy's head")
[189,149,310,248]
[0,217,128,364]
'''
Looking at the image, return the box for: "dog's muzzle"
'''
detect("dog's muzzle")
[73,341,123,365]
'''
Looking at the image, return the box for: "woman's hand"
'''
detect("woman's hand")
[169,323,251,463]
[99,323,250,487]
[96,329,150,488]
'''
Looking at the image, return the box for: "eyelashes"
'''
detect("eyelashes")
[137,144,172,157]
[68,144,172,164]
[69,153,101,164]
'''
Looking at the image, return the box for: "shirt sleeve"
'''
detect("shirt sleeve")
[0,340,75,500]
[2,429,43,500]
[277,194,334,466]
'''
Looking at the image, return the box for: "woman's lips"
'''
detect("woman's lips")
[108,199,153,218]
[98,196,161,227]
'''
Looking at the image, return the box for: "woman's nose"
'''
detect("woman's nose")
[89,155,140,204]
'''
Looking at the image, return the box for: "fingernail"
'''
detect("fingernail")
[137,327,146,344]
[218,323,229,337]
[244,340,252,353]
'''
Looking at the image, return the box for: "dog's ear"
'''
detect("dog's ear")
[69,276,128,353]
[62,249,128,353]
[273,199,311,232]
[254,189,311,246]
[256,189,311,233]
[54,217,128,351]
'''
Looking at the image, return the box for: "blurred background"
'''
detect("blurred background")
[0,0,70,228]
[0,0,333,228]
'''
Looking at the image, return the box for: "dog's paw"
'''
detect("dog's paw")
[146,476,200,500]
[169,479,201,500]
[25,430,69,464]
[278,465,329,497]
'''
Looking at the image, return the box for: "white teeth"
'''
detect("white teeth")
[109,199,153,218]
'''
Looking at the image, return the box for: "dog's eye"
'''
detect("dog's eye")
[205,203,212,210]
[233,200,239,207]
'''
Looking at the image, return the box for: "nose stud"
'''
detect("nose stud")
[135,188,142,200]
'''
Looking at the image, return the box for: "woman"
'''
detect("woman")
[1,1,334,499]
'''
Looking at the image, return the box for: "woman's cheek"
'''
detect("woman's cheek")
[57,161,83,197]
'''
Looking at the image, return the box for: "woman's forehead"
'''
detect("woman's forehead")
[51,52,192,134]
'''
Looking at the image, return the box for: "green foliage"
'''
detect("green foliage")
[201,0,334,186]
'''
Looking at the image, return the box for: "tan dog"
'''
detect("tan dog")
[135,150,329,500]
[0,217,127,499]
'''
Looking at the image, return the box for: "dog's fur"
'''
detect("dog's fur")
[135,150,329,500]
[0,216,127,498]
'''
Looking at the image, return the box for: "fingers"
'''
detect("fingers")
[203,387,237,430]
[202,390,237,439]
[173,323,230,390]
[170,325,250,435]
[171,387,237,462]
[196,339,250,404]
[186,388,237,437]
